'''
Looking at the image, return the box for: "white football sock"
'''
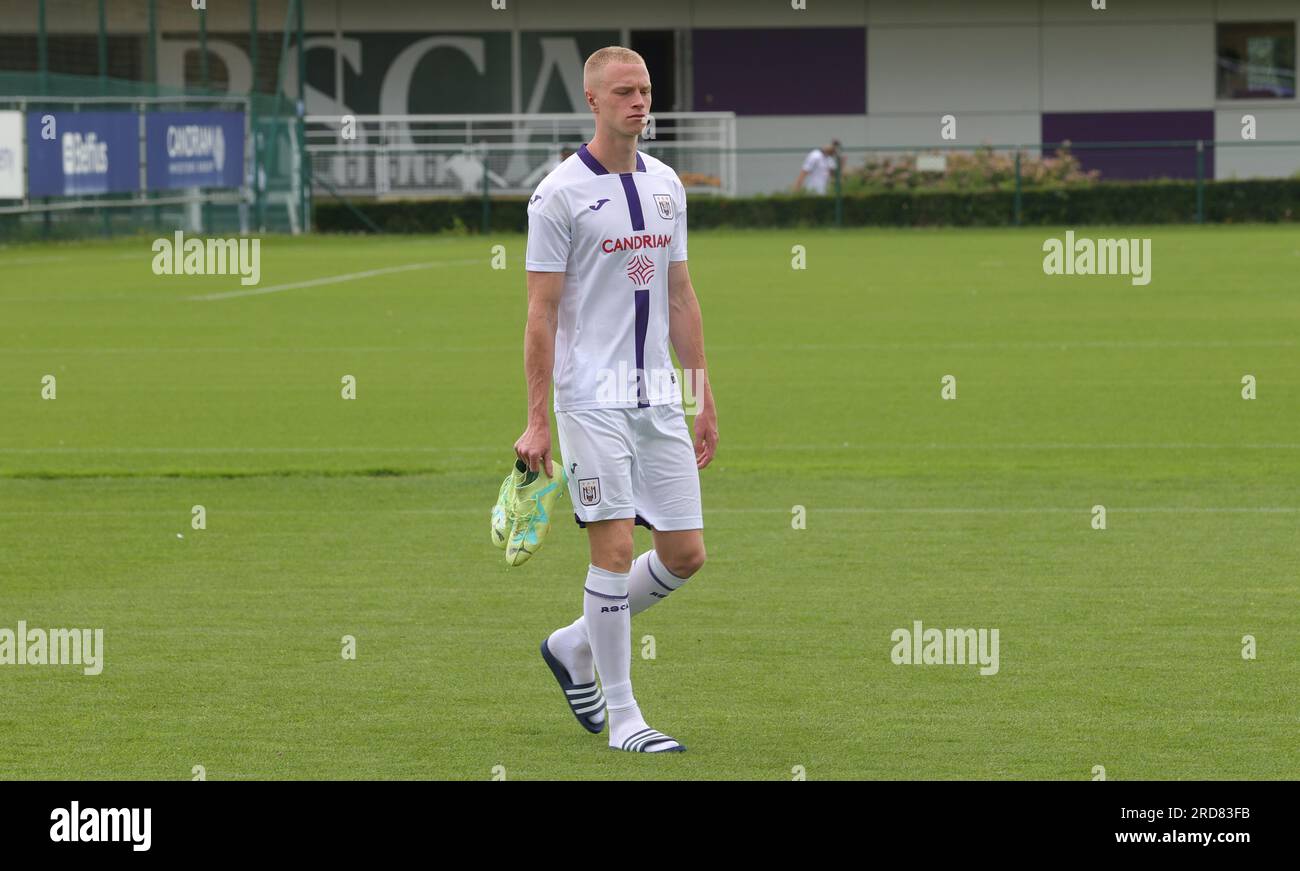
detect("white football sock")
[552,550,687,669]
[627,549,689,613]
[583,564,633,714]
[547,616,593,680]
[552,550,688,669]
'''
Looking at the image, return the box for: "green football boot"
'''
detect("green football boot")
[490,472,513,549]
[504,459,567,567]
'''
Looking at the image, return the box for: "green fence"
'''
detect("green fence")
[310,138,1300,233]
[0,0,309,241]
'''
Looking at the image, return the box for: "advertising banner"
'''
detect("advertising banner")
[26,111,139,197]
[0,111,24,199]
[145,111,245,191]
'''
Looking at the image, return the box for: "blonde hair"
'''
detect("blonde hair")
[583,46,647,90]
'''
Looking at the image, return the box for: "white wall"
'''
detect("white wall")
[1041,24,1213,111]
[868,25,1041,115]
[1215,109,1300,178]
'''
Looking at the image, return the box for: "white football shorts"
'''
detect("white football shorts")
[555,403,703,531]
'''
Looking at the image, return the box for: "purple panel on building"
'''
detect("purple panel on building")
[1041,111,1214,181]
[691,28,865,115]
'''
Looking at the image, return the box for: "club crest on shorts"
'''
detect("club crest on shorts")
[578,477,601,506]
[654,194,673,221]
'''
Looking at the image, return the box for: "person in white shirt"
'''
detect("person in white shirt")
[794,140,841,194]
[519,46,718,754]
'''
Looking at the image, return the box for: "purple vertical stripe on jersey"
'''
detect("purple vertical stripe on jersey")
[621,170,650,407]
[635,152,646,172]
[634,288,650,407]
[618,173,645,231]
[577,143,608,175]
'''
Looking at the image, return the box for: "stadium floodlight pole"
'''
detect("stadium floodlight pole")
[264,0,297,232]
[297,0,308,232]
[147,0,158,93]
[199,4,209,91]
[97,0,107,93]
[198,0,211,232]
[249,0,259,93]
[250,0,261,232]
[36,0,47,93]
[296,0,305,110]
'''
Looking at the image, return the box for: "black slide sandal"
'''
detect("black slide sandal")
[540,638,606,734]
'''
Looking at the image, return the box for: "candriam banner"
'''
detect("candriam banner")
[145,111,245,191]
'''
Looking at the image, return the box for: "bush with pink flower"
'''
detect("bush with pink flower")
[840,142,1100,193]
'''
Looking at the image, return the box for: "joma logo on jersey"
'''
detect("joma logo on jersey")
[600,233,672,254]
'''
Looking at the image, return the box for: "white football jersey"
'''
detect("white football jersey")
[525,143,688,412]
[800,148,836,194]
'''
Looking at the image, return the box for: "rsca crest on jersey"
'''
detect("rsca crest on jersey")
[579,478,601,506]
[626,253,655,288]
[654,194,673,221]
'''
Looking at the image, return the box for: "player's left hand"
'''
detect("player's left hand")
[692,405,718,469]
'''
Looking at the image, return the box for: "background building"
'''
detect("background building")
[2,0,1296,193]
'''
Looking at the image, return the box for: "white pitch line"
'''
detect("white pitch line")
[188,258,482,301]
[707,339,1297,352]
[2,340,1290,353]
[701,507,1300,515]
[6,442,1300,454]
[0,506,1296,517]
[718,443,1300,451]
[0,446,486,454]
[0,254,71,266]
[0,345,512,355]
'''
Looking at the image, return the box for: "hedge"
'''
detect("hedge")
[313,178,1299,233]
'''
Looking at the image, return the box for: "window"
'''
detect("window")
[1217,22,1296,99]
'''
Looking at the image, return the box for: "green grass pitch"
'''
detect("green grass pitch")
[1,225,1296,779]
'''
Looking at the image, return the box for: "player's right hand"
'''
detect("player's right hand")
[514,423,553,478]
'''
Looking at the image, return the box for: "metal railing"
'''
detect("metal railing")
[304,112,738,198]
